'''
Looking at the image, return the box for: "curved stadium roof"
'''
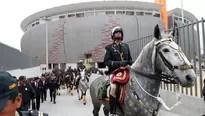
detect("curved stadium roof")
[21,1,162,31]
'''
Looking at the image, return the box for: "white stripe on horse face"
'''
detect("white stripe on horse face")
[80,72,85,80]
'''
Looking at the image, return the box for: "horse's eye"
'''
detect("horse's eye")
[163,48,169,52]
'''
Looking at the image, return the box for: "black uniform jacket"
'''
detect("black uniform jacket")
[104,42,132,74]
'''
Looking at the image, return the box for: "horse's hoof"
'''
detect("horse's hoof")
[71,93,73,96]
[79,98,81,100]
[83,103,86,105]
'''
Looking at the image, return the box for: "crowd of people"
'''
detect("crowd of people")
[0,72,49,116]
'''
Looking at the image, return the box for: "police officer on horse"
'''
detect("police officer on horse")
[104,26,133,115]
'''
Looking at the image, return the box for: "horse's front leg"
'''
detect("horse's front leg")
[82,90,87,105]
[77,88,81,100]
[70,81,74,96]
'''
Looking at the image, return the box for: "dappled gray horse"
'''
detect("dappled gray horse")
[77,69,89,105]
[90,25,196,116]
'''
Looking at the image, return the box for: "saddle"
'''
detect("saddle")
[98,66,130,104]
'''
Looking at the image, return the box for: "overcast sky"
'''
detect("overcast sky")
[0,0,204,50]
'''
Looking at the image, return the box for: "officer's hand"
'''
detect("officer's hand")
[120,61,128,66]
[128,61,134,65]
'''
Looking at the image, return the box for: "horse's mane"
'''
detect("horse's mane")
[131,39,156,73]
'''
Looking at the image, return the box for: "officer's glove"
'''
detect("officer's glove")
[128,61,134,65]
[113,61,128,67]
[112,61,122,67]
[120,60,129,66]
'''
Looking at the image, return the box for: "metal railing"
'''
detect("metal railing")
[126,18,205,98]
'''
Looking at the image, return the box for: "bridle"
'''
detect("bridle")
[155,37,193,71]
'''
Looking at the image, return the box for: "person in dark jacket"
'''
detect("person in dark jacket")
[18,76,36,111]
[31,77,42,111]
[47,75,58,104]
[40,75,47,102]
[103,26,133,115]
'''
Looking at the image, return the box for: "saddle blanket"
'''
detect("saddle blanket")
[110,66,130,84]
[99,66,130,104]
[100,85,125,104]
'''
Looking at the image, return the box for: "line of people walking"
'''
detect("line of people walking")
[15,74,59,112]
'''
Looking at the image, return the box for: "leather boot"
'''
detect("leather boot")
[109,95,116,115]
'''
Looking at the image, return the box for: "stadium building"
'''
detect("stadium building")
[20,1,197,71]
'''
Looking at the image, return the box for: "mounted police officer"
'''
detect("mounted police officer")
[77,60,86,72]
[104,26,133,116]
[0,71,48,116]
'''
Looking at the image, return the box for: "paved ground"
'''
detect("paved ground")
[39,74,182,116]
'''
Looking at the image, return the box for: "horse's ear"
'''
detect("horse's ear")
[154,24,161,40]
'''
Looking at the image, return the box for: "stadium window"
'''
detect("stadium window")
[36,22,39,25]
[136,11,144,16]
[179,17,182,21]
[48,64,52,69]
[60,63,66,70]
[126,11,134,15]
[174,17,178,20]
[53,63,58,69]
[116,11,125,15]
[153,13,160,17]
[105,11,115,15]
[59,15,65,19]
[145,12,152,16]
[76,13,84,18]
[68,14,75,18]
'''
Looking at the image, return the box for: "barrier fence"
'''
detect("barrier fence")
[126,18,205,98]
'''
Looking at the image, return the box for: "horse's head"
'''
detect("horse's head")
[79,69,89,90]
[80,69,86,81]
[153,25,196,87]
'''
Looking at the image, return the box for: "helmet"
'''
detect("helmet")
[78,60,83,63]
[111,26,124,40]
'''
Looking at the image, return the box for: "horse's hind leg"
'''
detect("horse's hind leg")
[92,104,101,116]
[103,106,109,116]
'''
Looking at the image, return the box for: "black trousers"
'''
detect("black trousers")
[36,93,41,110]
[41,90,47,102]
[32,100,35,110]
[20,102,30,111]
[43,89,47,100]
[49,89,56,102]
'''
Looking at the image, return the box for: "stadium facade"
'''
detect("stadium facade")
[20,1,197,70]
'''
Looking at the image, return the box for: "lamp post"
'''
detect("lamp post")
[181,0,184,24]
[41,17,51,73]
